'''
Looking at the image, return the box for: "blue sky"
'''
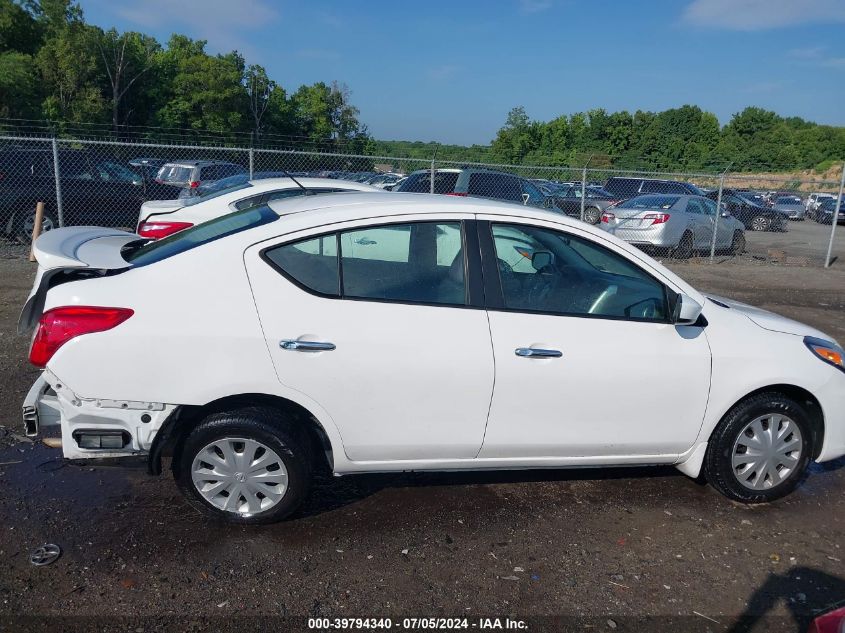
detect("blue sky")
[79,0,845,145]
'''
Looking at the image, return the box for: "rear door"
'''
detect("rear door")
[683,198,711,248]
[244,215,494,462]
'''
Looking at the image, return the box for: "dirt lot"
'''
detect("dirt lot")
[0,240,843,633]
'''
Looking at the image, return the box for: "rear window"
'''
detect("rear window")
[618,195,680,210]
[467,173,522,201]
[184,182,253,206]
[123,204,278,266]
[156,165,193,184]
[398,172,459,194]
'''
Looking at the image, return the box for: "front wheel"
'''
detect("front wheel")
[730,230,746,255]
[174,407,312,524]
[750,215,771,232]
[704,393,812,503]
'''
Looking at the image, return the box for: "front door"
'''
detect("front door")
[478,219,711,460]
[245,216,495,462]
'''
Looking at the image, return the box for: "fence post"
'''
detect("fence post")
[430,144,439,194]
[824,161,845,268]
[249,147,255,180]
[50,137,64,228]
[709,165,731,263]
[580,154,593,222]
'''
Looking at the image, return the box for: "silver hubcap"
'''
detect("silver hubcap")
[731,414,803,490]
[24,214,54,234]
[191,437,288,515]
[752,217,767,231]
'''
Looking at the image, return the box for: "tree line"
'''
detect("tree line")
[490,105,845,173]
[0,0,370,151]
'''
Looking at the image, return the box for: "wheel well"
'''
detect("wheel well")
[148,394,334,475]
[716,384,825,459]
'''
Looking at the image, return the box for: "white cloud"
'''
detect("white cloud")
[682,0,845,29]
[787,46,825,59]
[111,0,278,54]
[519,0,553,14]
[427,64,461,80]
[821,57,845,69]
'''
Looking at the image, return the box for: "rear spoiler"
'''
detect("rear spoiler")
[19,227,140,333]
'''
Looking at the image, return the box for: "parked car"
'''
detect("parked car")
[545,184,621,225]
[704,189,788,232]
[603,177,703,200]
[0,148,175,239]
[20,192,845,523]
[772,195,806,220]
[396,168,552,209]
[600,194,746,257]
[365,173,405,189]
[154,160,247,197]
[815,197,845,225]
[128,158,168,183]
[137,177,384,239]
[805,192,836,215]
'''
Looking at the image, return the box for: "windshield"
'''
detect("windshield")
[124,204,278,266]
[618,195,680,210]
[184,181,253,206]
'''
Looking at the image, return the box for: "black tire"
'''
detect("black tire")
[704,392,813,504]
[174,407,312,524]
[584,206,601,225]
[672,231,694,259]
[15,208,58,242]
[750,215,771,232]
[730,230,746,255]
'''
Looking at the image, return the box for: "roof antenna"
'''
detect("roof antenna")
[278,167,308,193]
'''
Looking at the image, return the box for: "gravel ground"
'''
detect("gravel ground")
[0,238,843,633]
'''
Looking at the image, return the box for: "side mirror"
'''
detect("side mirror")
[531,250,555,271]
[521,193,530,206]
[670,292,703,324]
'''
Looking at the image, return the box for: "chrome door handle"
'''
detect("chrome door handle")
[280,340,336,352]
[515,348,562,358]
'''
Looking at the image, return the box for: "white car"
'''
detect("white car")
[136,177,384,239]
[20,193,845,524]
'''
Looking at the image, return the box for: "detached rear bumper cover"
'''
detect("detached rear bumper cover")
[22,370,177,460]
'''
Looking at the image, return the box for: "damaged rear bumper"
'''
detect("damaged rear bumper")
[22,370,177,460]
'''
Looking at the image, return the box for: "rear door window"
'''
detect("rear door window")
[399,172,459,194]
[467,173,521,201]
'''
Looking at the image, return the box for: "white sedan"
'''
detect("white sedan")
[20,193,845,523]
[136,177,384,239]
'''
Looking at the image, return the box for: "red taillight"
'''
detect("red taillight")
[446,192,467,196]
[643,212,671,225]
[601,212,615,223]
[137,221,194,239]
[29,306,134,367]
[189,181,200,188]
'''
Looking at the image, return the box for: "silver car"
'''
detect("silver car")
[600,194,746,257]
[772,195,806,220]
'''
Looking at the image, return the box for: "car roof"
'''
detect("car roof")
[162,160,238,168]
[245,177,383,191]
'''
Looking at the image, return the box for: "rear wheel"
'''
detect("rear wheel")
[174,407,312,524]
[672,231,694,259]
[16,208,57,242]
[750,215,770,232]
[704,393,812,503]
[583,206,601,225]
[730,230,746,255]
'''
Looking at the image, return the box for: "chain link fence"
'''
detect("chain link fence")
[1,135,842,268]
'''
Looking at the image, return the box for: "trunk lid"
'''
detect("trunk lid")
[138,199,184,226]
[19,227,139,333]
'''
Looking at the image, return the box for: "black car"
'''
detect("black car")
[396,168,553,209]
[704,189,787,232]
[0,148,179,239]
[816,197,845,225]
